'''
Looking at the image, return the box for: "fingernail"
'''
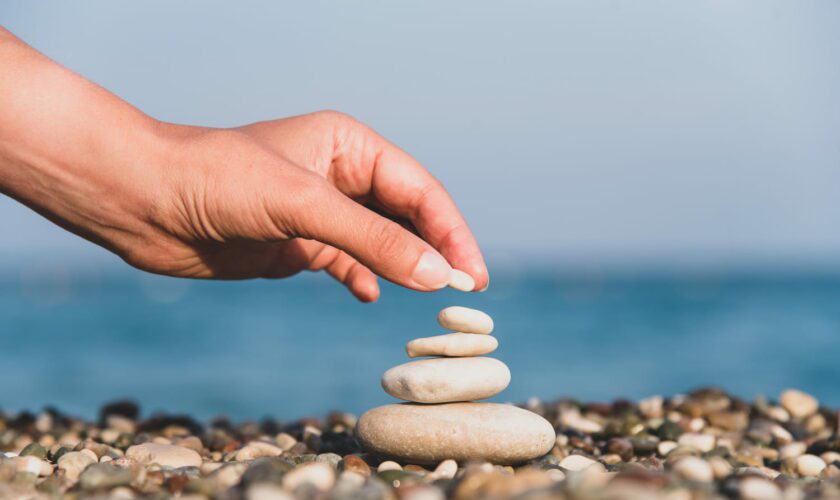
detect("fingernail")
[448,269,476,292]
[412,251,452,289]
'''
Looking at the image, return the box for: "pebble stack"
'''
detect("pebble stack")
[356,273,556,465]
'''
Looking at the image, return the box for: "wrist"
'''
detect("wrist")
[0,110,174,253]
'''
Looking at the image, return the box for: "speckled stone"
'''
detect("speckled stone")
[356,403,555,465]
[405,333,498,358]
[381,357,510,403]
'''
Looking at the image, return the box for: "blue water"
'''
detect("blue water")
[1,266,839,420]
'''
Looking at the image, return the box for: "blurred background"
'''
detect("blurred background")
[1,1,839,420]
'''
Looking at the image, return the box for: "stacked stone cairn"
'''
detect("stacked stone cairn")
[357,271,556,465]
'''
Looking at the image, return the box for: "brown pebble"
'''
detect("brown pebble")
[340,455,371,477]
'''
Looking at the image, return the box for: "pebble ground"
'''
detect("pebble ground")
[2,388,840,499]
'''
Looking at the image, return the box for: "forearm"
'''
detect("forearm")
[0,27,168,250]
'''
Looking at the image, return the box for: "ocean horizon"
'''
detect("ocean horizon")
[2,263,839,421]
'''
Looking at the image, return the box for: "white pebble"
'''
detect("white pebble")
[780,389,819,419]
[677,433,716,453]
[796,454,826,477]
[559,454,597,472]
[381,357,510,403]
[545,468,566,482]
[770,424,793,444]
[638,395,664,418]
[247,483,295,500]
[337,471,366,488]
[448,270,475,292]
[377,461,402,472]
[560,412,603,434]
[406,333,497,358]
[657,441,678,457]
[401,485,446,500]
[235,441,284,461]
[58,450,97,481]
[779,442,806,460]
[432,459,457,479]
[708,456,733,479]
[672,457,713,482]
[282,462,336,492]
[275,433,297,450]
[437,306,494,334]
[14,456,53,476]
[739,477,782,500]
[767,406,790,422]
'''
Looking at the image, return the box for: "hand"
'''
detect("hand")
[0,28,488,301]
[133,114,489,301]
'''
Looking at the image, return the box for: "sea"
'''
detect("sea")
[1,263,839,421]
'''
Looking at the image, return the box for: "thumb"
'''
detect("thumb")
[288,178,453,291]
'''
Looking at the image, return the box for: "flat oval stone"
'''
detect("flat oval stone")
[437,306,494,334]
[357,402,555,464]
[406,333,498,358]
[382,357,510,403]
[126,443,202,468]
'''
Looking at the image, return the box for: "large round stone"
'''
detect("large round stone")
[382,357,510,403]
[356,402,555,464]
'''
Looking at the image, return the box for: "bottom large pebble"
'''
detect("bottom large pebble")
[356,402,555,465]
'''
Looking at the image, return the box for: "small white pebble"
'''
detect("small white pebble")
[739,477,782,500]
[377,461,402,472]
[108,487,137,500]
[657,441,678,457]
[401,485,446,500]
[677,433,716,453]
[767,406,790,422]
[247,483,295,500]
[437,306,494,334]
[770,424,793,444]
[432,459,457,479]
[796,454,826,477]
[672,456,713,482]
[780,389,819,419]
[447,270,475,292]
[708,456,733,479]
[638,395,664,418]
[282,462,336,492]
[560,413,603,434]
[545,468,566,481]
[275,432,297,450]
[779,442,807,460]
[559,454,597,472]
[337,471,366,488]
[688,417,705,432]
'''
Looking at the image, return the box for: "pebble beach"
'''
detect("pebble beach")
[2,388,840,499]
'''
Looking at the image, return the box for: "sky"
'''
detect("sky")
[1,1,839,271]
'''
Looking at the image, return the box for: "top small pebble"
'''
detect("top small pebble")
[437,306,494,334]
[448,269,476,292]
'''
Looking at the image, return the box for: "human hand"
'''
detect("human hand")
[0,27,487,301]
[134,114,488,301]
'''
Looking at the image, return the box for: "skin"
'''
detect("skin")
[0,27,488,302]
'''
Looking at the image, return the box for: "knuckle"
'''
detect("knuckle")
[313,109,357,128]
[368,219,408,263]
[283,174,330,235]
